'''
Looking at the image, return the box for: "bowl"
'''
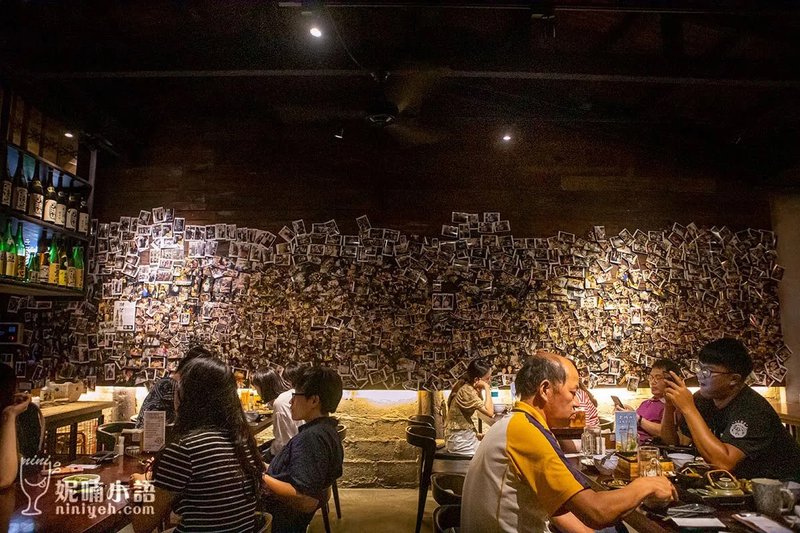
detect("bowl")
[593,454,618,476]
[243,411,260,423]
[668,453,695,469]
[493,404,507,415]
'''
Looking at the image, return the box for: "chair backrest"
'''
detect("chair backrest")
[408,414,435,428]
[433,504,461,533]
[431,474,465,506]
[97,421,137,451]
[337,424,347,443]
[406,424,437,478]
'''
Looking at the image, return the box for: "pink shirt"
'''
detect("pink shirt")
[636,397,665,443]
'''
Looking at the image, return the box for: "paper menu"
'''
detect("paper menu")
[143,410,166,452]
[732,513,792,533]
[615,411,638,451]
[669,518,725,529]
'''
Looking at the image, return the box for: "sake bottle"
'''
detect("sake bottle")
[14,222,26,280]
[77,196,89,235]
[66,241,76,288]
[55,173,67,227]
[47,235,59,284]
[57,238,68,286]
[38,234,50,285]
[27,161,45,219]
[11,155,27,213]
[65,190,78,231]
[1,152,13,208]
[3,221,14,277]
[43,169,58,224]
[73,245,84,290]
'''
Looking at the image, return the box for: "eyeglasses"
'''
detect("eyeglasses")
[695,367,735,379]
[291,392,307,397]
[647,374,665,382]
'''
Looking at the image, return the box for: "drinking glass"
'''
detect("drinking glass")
[638,446,662,477]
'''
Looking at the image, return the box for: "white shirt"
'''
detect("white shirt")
[270,389,302,457]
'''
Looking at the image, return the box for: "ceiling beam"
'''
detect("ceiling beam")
[23,69,800,88]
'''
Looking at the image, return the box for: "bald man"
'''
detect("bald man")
[461,353,675,533]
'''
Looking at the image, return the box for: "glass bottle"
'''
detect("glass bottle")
[66,242,76,288]
[11,154,27,213]
[73,245,84,290]
[43,169,58,224]
[58,238,68,286]
[0,223,7,276]
[25,244,39,283]
[3,221,14,277]
[26,160,44,219]
[65,190,78,231]
[15,221,26,280]
[55,173,67,227]
[78,196,89,235]
[47,235,59,284]
[1,151,13,207]
[37,234,49,285]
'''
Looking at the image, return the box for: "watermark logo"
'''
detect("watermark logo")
[19,456,57,516]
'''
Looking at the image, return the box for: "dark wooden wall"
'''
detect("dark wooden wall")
[93,118,772,236]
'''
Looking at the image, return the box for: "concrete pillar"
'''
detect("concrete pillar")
[772,194,800,400]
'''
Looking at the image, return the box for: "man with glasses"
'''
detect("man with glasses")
[662,338,800,481]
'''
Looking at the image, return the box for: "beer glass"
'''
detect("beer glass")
[638,446,662,477]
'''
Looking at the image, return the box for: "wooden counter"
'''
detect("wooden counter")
[40,401,116,459]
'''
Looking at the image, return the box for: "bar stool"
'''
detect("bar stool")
[406,425,471,533]
[431,473,464,506]
[329,424,347,519]
[407,414,445,449]
[96,422,136,451]
[433,504,461,533]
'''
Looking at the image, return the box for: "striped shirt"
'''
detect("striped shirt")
[153,430,259,533]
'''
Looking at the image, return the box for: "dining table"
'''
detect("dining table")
[2,454,147,533]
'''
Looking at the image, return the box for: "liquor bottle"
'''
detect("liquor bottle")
[66,241,76,288]
[58,238,68,287]
[15,221,26,280]
[0,224,6,276]
[27,161,45,219]
[78,196,89,235]
[1,153,13,207]
[65,190,78,231]
[2,221,14,277]
[73,245,84,290]
[11,155,27,213]
[43,169,58,224]
[37,234,50,285]
[25,243,39,283]
[55,173,67,227]
[47,235,59,284]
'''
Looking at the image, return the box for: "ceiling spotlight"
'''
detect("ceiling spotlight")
[502,134,512,142]
[64,132,74,138]
[334,128,344,139]
[309,26,322,38]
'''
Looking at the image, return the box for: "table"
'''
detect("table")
[249,414,273,436]
[1,455,145,533]
[767,399,800,440]
[40,401,116,460]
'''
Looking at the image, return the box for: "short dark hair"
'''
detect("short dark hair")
[294,366,343,414]
[515,355,567,399]
[175,345,215,375]
[699,338,753,378]
[652,358,681,377]
[283,361,308,387]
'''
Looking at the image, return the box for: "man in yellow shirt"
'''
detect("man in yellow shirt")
[462,353,675,532]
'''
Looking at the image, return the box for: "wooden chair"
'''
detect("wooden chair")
[433,504,461,533]
[406,425,471,533]
[96,421,136,451]
[329,424,347,519]
[407,414,445,449]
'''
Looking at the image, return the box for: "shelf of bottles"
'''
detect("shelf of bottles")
[0,143,89,297]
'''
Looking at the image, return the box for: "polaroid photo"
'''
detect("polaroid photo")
[97,223,110,240]
[138,210,152,225]
[152,206,165,224]
[0,353,13,368]
[104,363,116,381]
[173,217,185,233]
[14,361,26,378]
[495,220,511,233]
[483,212,500,223]
[441,225,459,238]
[356,215,371,233]
[452,212,469,224]
[593,225,606,241]
[279,225,296,243]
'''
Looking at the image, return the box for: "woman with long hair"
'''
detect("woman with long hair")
[444,358,494,455]
[131,356,265,533]
[251,368,289,406]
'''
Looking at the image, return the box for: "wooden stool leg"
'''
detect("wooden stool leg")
[321,501,332,533]
[332,480,341,519]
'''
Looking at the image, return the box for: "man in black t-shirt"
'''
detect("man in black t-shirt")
[662,338,800,481]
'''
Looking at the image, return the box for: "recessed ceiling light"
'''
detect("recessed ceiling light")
[334,128,344,139]
[309,26,322,38]
[64,132,74,138]
[502,134,512,142]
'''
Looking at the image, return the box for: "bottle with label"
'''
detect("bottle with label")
[26,160,44,219]
[73,245,84,290]
[38,234,50,285]
[3,221,14,277]
[66,241,76,288]
[58,238,68,286]
[55,173,67,227]
[78,196,89,235]
[0,225,6,276]
[47,235,59,284]
[14,221,26,280]
[11,154,27,213]
[1,152,13,208]
[65,190,78,231]
[25,243,39,283]
[43,169,58,224]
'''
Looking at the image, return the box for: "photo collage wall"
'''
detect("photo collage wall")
[4,208,790,391]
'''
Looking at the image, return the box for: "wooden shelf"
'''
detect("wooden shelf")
[0,277,84,298]
[3,141,91,189]
[0,207,90,243]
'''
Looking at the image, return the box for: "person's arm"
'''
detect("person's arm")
[663,371,745,471]
[0,394,31,489]
[660,400,679,445]
[471,380,494,418]
[561,477,676,530]
[639,415,662,438]
[131,486,177,533]
[262,474,321,514]
[551,511,594,533]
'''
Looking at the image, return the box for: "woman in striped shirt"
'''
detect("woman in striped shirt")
[131,356,266,533]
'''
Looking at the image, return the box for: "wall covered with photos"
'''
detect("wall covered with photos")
[4,207,790,390]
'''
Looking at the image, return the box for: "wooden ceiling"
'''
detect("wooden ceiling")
[2,1,800,184]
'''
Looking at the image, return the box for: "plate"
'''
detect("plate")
[600,478,630,490]
[63,474,101,485]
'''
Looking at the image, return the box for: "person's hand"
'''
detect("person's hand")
[474,378,491,390]
[2,393,31,420]
[663,371,694,412]
[631,476,677,502]
[130,473,148,484]
[614,404,634,412]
